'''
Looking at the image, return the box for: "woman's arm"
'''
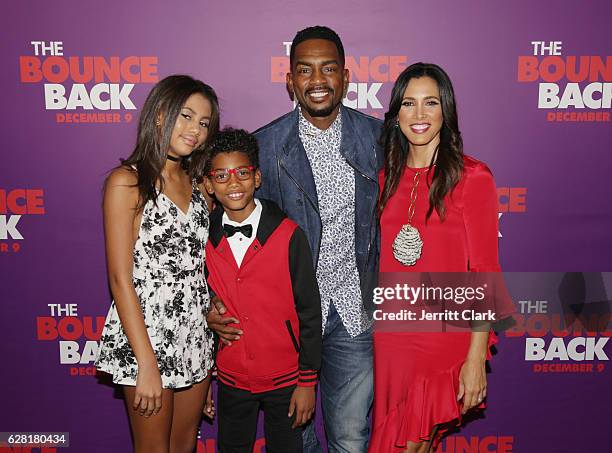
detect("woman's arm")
[458,331,488,413]
[458,161,500,413]
[104,168,162,417]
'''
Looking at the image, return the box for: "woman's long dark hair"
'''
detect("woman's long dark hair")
[120,75,220,210]
[378,63,463,221]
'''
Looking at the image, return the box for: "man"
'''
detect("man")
[207,26,382,452]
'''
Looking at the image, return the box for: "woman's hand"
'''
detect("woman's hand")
[203,382,215,419]
[457,357,487,414]
[133,359,163,417]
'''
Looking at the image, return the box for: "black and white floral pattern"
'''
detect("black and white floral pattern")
[95,182,213,389]
[299,109,371,337]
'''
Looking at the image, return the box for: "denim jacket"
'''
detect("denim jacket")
[254,105,383,314]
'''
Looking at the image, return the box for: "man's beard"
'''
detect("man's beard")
[302,101,338,118]
[300,87,341,118]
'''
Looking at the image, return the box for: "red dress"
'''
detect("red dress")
[369,155,506,452]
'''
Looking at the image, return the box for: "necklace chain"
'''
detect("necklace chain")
[407,166,432,223]
[407,171,421,224]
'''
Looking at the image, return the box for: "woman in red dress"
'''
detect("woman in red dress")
[369,63,512,452]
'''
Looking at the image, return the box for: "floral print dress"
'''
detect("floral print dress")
[95,182,213,389]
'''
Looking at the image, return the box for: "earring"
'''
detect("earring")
[156,120,161,126]
[395,119,400,128]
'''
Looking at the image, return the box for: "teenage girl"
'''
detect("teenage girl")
[96,75,219,453]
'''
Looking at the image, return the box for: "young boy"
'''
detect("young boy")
[204,128,322,452]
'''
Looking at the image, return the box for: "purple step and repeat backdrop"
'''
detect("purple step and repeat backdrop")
[1,1,611,452]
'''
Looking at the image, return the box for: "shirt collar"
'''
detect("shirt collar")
[298,105,342,138]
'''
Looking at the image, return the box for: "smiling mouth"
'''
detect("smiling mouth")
[410,124,431,134]
[227,192,244,200]
[307,89,331,100]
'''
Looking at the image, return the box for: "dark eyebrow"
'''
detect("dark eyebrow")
[182,106,210,119]
[402,95,440,101]
[295,59,340,67]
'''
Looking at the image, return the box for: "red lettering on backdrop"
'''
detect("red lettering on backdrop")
[346,56,407,82]
[56,113,123,124]
[37,317,57,340]
[455,436,478,452]
[546,111,611,122]
[36,317,106,340]
[369,56,389,82]
[83,316,104,339]
[497,188,527,213]
[121,56,141,83]
[140,57,158,82]
[534,363,595,373]
[346,56,369,81]
[19,56,43,82]
[539,56,566,82]
[388,56,407,81]
[196,439,217,452]
[44,56,71,83]
[70,366,98,376]
[566,56,589,82]
[93,57,121,82]
[517,56,539,82]
[270,57,289,82]
[19,56,159,83]
[505,314,611,337]
[589,56,612,81]
[0,189,45,215]
[517,55,612,82]
[70,57,93,83]
[270,56,408,83]
[440,436,513,453]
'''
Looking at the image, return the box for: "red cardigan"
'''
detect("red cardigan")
[206,199,322,393]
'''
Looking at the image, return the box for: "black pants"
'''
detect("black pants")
[218,382,303,453]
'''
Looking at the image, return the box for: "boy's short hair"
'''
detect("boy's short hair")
[204,128,259,174]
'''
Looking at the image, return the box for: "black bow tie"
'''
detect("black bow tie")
[223,223,253,238]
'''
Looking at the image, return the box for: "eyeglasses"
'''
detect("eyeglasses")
[208,166,256,183]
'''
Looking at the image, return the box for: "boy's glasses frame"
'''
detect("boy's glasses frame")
[208,166,256,183]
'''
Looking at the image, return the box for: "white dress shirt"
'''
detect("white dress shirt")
[222,198,262,267]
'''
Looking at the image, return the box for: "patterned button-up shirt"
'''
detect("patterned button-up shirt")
[298,108,371,337]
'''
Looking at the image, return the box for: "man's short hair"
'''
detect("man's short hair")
[289,25,345,68]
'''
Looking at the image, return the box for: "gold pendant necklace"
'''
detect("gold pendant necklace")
[392,169,425,265]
